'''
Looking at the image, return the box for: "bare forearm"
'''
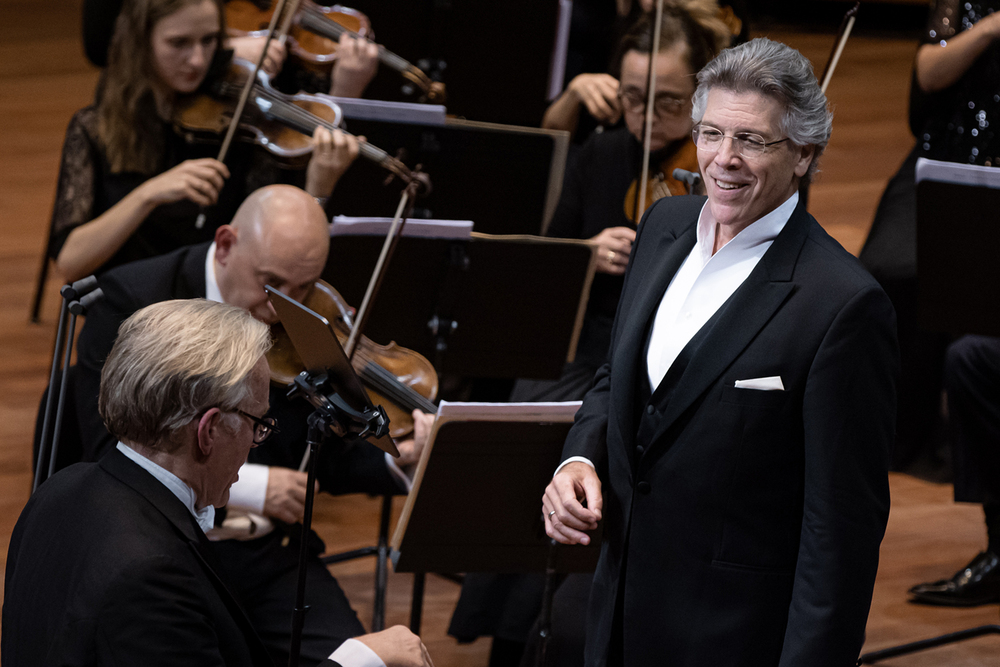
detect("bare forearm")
[916,16,1000,93]
[55,184,157,281]
[542,89,582,134]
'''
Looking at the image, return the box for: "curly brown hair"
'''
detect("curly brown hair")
[98,0,226,174]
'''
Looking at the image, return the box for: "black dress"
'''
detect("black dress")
[48,106,290,276]
[859,0,1000,472]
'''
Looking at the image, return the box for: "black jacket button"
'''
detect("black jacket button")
[646,405,655,415]
[636,444,645,455]
[637,481,651,495]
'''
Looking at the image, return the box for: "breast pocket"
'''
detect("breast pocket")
[720,383,788,408]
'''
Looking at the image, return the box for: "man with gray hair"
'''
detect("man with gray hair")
[3,299,432,667]
[543,38,897,666]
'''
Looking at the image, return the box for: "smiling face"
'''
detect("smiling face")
[697,88,815,237]
[150,0,220,95]
[619,46,697,152]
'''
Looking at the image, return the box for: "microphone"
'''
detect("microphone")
[672,168,702,191]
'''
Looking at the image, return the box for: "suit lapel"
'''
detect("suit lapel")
[100,450,274,666]
[612,222,697,451]
[643,204,811,450]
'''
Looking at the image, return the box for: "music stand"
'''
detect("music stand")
[388,401,601,643]
[323,232,596,380]
[330,117,570,236]
[265,286,394,666]
[858,158,1000,664]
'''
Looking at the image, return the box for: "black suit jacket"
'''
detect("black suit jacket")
[74,242,400,496]
[562,196,897,667]
[2,449,341,667]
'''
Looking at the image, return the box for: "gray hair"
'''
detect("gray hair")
[691,38,833,177]
[99,299,272,451]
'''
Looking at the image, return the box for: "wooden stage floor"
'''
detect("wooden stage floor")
[1,1,997,664]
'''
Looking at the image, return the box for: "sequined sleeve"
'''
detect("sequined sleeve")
[48,107,99,260]
[924,0,966,44]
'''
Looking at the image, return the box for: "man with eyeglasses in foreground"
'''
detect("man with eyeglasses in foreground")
[66,184,434,667]
[3,299,433,667]
[543,38,898,667]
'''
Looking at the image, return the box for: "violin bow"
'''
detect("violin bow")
[819,1,860,94]
[636,0,667,221]
[194,0,292,228]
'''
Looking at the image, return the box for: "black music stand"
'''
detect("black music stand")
[858,160,1000,664]
[323,232,596,380]
[388,401,601,653]
[329,118,569,236]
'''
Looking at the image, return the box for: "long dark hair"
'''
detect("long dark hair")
[98,0,226,174]
[611,1,732,79]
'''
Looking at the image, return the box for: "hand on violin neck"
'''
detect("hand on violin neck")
[393,410,435,469]
[330,33,379,98]
[305,127,361,199]
[591,226,636,276]
[568,73,622,126]
[227,34,287,77]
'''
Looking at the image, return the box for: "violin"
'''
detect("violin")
[173,57,416,183]
[226,0,445,103]
[268,280,438,440]
[623,140,699,224]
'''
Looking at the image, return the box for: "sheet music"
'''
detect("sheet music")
[330,216,473,239]
[915,157,1000,189]
[547,0,573,100]
[435,400,582,421]
[323,95,447,126]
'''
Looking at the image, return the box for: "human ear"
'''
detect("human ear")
[793,144,816,178]
[196,408,223,459]
[213,225,238,267]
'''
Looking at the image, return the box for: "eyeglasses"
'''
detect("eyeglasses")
[234,409,279,445]
[617,88,690,118]
[693,125,790,159]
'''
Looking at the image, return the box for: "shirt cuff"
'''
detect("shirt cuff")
[226,463,269,514]
[329,638,386,667]
[385,452,413,493]
[554,456,595,477]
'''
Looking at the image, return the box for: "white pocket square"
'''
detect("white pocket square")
[734,376,784,391]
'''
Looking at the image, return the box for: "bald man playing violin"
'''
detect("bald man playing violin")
[72,184,435,667]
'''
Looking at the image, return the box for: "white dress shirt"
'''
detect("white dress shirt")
[556,192,798,475]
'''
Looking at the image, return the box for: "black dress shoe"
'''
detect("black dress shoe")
[908,551,1000,606]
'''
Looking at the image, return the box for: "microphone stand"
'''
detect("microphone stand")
[34,277,103,493]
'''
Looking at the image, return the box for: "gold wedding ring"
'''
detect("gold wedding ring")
[608,250,616,262]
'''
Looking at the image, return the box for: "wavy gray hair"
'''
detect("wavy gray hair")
[99,299,271,452]
[691,37,833,178]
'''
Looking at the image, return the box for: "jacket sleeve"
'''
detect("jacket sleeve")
[778,283,897,667]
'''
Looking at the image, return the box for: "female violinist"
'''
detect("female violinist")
[54,0,359,282]
[525,3,730,399]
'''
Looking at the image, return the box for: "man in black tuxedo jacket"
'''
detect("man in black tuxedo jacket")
[69,185,433,666]
[543,39,898,667]
[3,299,431,667]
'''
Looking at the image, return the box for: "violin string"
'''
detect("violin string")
[361,361,437,413]
[298,5,414,78]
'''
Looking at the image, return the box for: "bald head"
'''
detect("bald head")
[214,185,331,324]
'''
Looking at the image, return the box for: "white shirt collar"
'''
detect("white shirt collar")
[117,442,216,533]
[205,241,223,304]
[694,190,799,265]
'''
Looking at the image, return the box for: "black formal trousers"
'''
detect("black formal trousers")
[2,449,342,667]
[945,335,1000,505]
[562,195,897,667]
